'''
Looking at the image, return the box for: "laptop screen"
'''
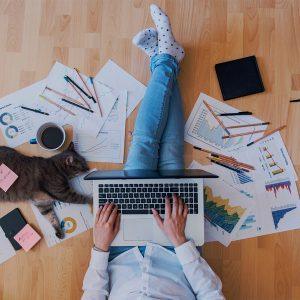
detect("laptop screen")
[84,169,218,180]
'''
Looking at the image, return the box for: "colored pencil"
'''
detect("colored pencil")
[193,146,255,170]
[247,125,286,147]
[61,98,94,113]
[208,156,250,172]
[193,146,233,159]
[64,78,91,109]
[90,77,103,117]
[222,129,266,139]
[227,122,270,129]
[39,95,76,116]
[64,75,93,99]
[210,159,242,173]
[21,106,49,115]
[218,111,252,116]
[45,86,83,105]
[74,68,96,103]
[203,100,230,135]
[290,99,300,103]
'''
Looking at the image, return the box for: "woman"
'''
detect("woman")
[82,4,224,299]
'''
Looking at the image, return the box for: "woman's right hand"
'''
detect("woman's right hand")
[152,194,188,247]
[94,203,121,252]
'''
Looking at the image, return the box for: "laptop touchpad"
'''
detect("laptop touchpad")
[124,219,153,241]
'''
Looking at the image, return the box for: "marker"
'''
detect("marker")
[218,111,252,116]
[21,106,49,115]
[64,75,93,99]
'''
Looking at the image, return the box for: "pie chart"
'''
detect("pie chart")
[0,112,13,125]
[61,217,77,234]
[5,126,18,139]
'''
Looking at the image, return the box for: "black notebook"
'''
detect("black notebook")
[215,55,265,100]
[0,208,27,250]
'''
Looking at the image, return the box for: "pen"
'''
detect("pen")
[290,99,300,103]
[21,106,49,116]
[61,98,94,113]
[218,111,252,116]
[64,75,93,99]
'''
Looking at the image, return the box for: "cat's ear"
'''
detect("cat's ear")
[68,142,75,151]
[65,155,74,165]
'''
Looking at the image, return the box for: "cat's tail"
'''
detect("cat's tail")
[33,199,65,239]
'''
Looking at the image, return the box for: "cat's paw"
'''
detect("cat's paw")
[55,229,65,239]
[85,197,93,204]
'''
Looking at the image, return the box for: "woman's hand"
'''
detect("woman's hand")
[152,194,188,247]
[94,203,121,252]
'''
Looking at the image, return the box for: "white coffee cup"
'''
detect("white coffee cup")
[30,122,66,151]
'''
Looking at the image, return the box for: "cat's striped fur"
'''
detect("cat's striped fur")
[0,142,91,238]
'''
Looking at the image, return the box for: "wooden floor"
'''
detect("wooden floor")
[0,0,300,299]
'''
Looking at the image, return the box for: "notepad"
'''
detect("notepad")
[0,164,18,192]
[14,224,41,252]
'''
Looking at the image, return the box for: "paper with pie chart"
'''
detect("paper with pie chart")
[0,81,46,148]
[31,172,93,247]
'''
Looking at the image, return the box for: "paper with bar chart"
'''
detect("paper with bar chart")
[184,93,268,153]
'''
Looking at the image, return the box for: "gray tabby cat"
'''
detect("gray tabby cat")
[0,142,92,239]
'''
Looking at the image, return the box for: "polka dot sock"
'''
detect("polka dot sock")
[150,4,185,62]
[132,27,158,58]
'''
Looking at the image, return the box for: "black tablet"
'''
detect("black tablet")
[215,55,265,100]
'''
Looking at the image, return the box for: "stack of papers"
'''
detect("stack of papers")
[186,93,300,246]
[0,59,146,165]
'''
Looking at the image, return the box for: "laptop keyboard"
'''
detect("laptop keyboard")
[98,182,199,215]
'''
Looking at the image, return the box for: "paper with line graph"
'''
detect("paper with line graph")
[74,91,127,163]
[184,93,268,153]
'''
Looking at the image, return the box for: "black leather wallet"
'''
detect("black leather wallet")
[0,208,27,250]
[215,55,265,100]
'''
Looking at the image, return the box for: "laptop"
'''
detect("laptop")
[85,169,218,246]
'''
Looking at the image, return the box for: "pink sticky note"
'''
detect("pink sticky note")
[14,224,41,252]
[0,163,18,192]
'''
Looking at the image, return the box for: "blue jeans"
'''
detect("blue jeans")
[110,54,184,261]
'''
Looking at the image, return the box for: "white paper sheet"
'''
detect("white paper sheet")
[31,171,94,247]
[95,60,146,117]
[185,93,268,154]
[0,80,46,147]
[233,132,300,240]
[0,227,16,264]
[73,91,127,163]
[189,160,251,246]
[33,61,119,137]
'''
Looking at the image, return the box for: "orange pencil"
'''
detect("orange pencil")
[203,101,230,135]
[74,68,96,103]
[247,125,286,146]
[67,80,91,110]
[45,86,83,106]
[89,77,103,117]
[222,129,266,139]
